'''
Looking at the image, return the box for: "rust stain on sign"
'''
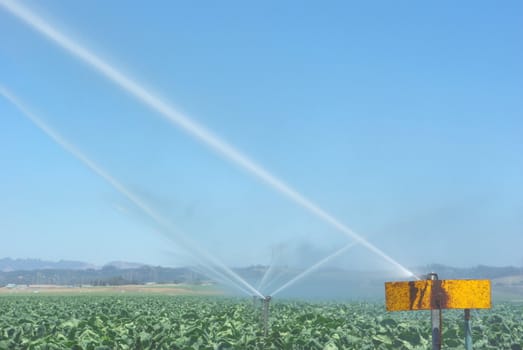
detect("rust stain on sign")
[385,279,491,311]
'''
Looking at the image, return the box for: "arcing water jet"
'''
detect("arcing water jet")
[0,0,416,279]
[270,241,358,297]
[0,87,264,299]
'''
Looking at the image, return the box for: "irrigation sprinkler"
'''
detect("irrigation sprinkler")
[385,272,491,350]
[262,296,272,337]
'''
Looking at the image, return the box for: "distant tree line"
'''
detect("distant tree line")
[1,263,521,287]
[0,265,208,286]
[423,264,523,280]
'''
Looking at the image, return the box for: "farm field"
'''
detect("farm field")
[0,284,220,296]
[0,294,522,350]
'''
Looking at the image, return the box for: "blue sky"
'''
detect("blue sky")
[1,0,522,272]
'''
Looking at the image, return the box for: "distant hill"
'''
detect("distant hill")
[0,258,96,272]
[0,264,202,286]
[103,261,146,270]
[414,263,523,280]
[1,258,521,299]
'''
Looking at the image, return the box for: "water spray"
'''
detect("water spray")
[190,264,252,297]
[270,241,358,297]
[257,247,280,293]
[259,267,288,295]
[0,0,416,280]
[256,264,275,294]
[385,271,491,349]
[0,87,265,299]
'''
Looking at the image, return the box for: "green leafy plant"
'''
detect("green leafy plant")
[0,295,521,349]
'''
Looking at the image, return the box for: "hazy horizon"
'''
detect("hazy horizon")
[1,255,522,271]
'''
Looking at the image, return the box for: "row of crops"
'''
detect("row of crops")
[0,294,522,349]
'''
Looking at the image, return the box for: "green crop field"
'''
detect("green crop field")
[0,295,521,350]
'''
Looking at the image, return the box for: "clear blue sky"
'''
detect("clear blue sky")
[1,0,522,270]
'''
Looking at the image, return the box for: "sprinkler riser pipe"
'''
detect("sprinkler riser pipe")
[262,296,271,337]
[428,273,442,350]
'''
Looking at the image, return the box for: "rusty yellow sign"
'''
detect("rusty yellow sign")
[385,279,491,311]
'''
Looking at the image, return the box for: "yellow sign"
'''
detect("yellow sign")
[385,279,491,311]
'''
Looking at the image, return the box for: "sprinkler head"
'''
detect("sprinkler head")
[427,272,438,280]
[264,295,272,302]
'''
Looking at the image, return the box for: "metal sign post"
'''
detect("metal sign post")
[428,273,442,350]
[464,308,472,350]
[385,273,491,348]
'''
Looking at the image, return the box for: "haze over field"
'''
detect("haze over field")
[1,0,522,287]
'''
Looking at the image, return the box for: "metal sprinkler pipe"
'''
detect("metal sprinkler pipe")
[464,309,472,350]
[428,272,442,350]
[262,296,272,337]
